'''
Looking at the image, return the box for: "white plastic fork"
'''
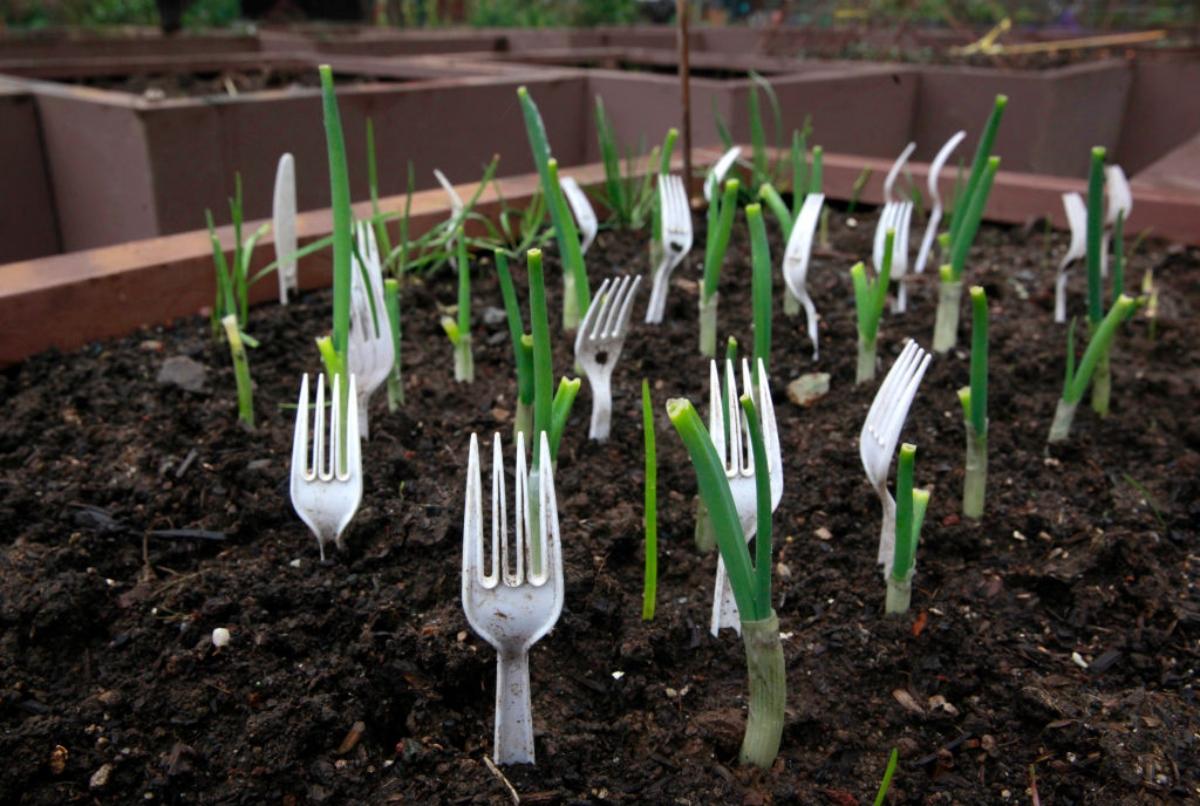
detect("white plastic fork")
[559,175,598,255]
[574,274,642,442]
[349,220,395,440]
[875,142,916,313]
[859,341,931,576]
[914,131,965,277]
[462,431,564,766]
[290,373,363,562]
[704,146,742,203]
[272,152,298,304]
[434,168,465,270]
[708,358,783,636]
[645,174,693,324]
[1054,192,1087,323]
[1101,164,1132,279]
[782,192,825,360]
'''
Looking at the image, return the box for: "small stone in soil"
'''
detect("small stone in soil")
[90,763,113,790]
[787,373,831,407]
[157,356,208,392]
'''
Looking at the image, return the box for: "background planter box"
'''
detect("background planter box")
[0,81,58,264]
[8,56,581,254]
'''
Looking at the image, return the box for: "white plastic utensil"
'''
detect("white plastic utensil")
[434,168,465,270]
[645,174,693,324]
[290,373,363,562]
[859,341,931,575]
[349,221,395,439]
[273,153,298,304]
[875,142,916,313]
[1054,192,1087,323]
[1101,164,1132,279]
[559,175,598,255]
[914,131,966,277]
[708,358,783,636]
[782,192,825,360]
[574,274,642,441]
[462,431,564,766]
[704,146,742,203]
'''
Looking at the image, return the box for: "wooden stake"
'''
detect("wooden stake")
[677,0,692,197]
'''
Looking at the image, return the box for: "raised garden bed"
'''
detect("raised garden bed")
[3,58,579,255]
[1,199,1196,802]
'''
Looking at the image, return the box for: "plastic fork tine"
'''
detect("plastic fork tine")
[583,277,611,340]
[490,433,504,587]
[532,432,558,586]
[708,360,726,467]
[465,433,484,585]
[881,351,931,452]
[328,374,343,479]
[313,373,327,480]
[601,276,630,337]
[754,357,780,462]
[614,275,641,334]
[510,431,527,586]
[292,373,310,479]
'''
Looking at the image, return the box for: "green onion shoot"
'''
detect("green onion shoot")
[495,250,535,438]
[221,314,254,429]
[668,395,785,767]
[642,379,658,621]
[887,444,930,615]
[933,94,1006,354]
[440,226,474,383]
[517,87,589,331]
[315,64,354,456]
[384,278,404,409]
[700,178,739,356]
[747,203,773,380]
[1048,295,1137,444]
[850,229,894,384]
[1085,146,1113,417]
[956,286,988,519]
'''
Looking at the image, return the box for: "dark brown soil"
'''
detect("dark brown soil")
[65,68,406,99]
[1,207,1197,804]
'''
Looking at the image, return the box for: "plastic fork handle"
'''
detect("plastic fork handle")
[494,648,535,765]
[710,555,742,637]
[356,390,371,442]
[876,487,897,572]
[644,253,673,324]
[587,374,614,442]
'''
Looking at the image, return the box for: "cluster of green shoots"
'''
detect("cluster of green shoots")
[887,444,931,615]
[522,248,580,460]
[1048,146,1142,443]
[850,230,895,384]
[668,393,785,768]
[594,95,674,231]
[699,176,740,357]
[204,173,268,428]
[518,86,589,331]
[933,94,1006,354]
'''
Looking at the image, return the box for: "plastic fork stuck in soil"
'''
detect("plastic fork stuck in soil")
[859,341,931,574]
[462,431,564,765]
[289,373,363,562]
[349,221,395,440]
[575,274,641,441]
[708,358,783,636]
[645,174,693,324]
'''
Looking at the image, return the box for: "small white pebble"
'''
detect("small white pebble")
[289,558,302,569]
[1071,651,1088,670]
[611,671,625,680]
[212,628,232,649]
[665,687,678,698]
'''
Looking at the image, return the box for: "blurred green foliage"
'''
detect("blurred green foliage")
[3,0,240,29]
